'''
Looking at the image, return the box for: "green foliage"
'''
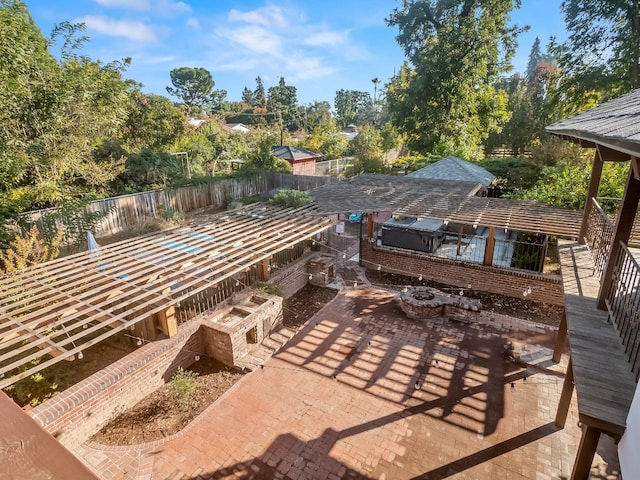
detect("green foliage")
[40,197,114,250]
[166,67,226,115]
[300,118,348,160]
[171,367,198,410]
[122,92,187,152]
[256,282,284,297]
[551,0,640,102]
[0,225,62,273]
[270,189,312,208]
[480,157,542,194]
[530,136,586,167]
[334,90,373,127]
[385,1,524,157]
[267,77,300,131]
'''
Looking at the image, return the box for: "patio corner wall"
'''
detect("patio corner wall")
[28,321,204,450]
[361,241,564,306]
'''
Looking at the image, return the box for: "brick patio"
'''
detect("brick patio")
[75,287,620,480]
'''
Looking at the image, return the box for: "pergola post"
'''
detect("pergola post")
[157,306,177,338]
[367,213,374,239]
[483,226,496,266]
[597,162,640,309]
[579,150,603,244]
[258,257,271,281]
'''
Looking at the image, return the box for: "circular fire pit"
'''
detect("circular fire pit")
[399,286,445,319]
[399,286,482,322]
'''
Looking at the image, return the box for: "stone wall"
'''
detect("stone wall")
[361,241,564,306]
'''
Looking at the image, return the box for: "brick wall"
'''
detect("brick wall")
[268,252,316,298]
[361,241,564,306]
[28,321,204,449]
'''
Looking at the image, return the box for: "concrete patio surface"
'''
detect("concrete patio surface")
[75,287,620,480]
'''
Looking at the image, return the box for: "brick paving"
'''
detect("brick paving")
[75,287,620,480]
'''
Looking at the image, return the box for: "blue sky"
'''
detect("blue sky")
[24,0,567,106]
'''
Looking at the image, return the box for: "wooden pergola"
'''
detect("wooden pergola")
[310,173,583,238]
[0,203,333,389]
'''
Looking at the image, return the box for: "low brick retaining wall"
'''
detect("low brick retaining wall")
[361,241,564,306]
[28,321,204,449]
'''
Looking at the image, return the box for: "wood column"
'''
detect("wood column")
[555,356,574,428]
[552,310,567,363]
[456,225,464,256]
[483,226,496,266]
[570,424,601,480]
[579,150,603,244]
[597,164,640,309]
[258,258,271,281]
[367,213,374,239]
[157,306,177,338]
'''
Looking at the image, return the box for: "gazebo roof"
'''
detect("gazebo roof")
[546,89,640,157]
[408,156,496,186]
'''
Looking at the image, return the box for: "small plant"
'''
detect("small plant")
[256,282,284,297]
[171,367,198,410]
[269,189,311,208]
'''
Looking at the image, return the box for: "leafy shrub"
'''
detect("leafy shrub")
[269,189,312,208]
[171,367,199,410]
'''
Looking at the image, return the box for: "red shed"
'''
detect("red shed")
[271,146,322,176]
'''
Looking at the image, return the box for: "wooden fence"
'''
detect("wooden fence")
[21,173,340,239]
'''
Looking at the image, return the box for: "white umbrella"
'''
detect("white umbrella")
[87,231,99,258]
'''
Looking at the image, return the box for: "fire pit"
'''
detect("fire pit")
[399,286,481,323]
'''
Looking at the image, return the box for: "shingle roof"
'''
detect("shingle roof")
[408,156,496,186]
[546,89,640,157]
[271,146,322,161]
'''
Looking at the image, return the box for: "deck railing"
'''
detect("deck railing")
[606,242,640,381]
[584,198,615,280]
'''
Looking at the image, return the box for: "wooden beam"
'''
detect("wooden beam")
[552,310,567,363]
[570,425,601,480]
[555,356,574,428]
[579,151,604,244]
[597,143,632,163]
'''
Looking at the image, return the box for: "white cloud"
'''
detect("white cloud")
[76,15,157,42]
[93,0,150,9]
[92,0,191,15]
[186,17,200,29]
[303,30,349,47]
[228,5,290,28]
[221,25,282,55]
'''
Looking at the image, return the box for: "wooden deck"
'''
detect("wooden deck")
[558,240,636,437]
[556,240,637,478]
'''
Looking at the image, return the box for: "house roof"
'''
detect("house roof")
[309,173,483,214]
[408,156,496,187]
[546,89,640,157]
[271,146,322,162]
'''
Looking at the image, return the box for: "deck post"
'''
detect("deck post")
[456,225,464,256]
[597,165,640,309]
[579,151,603,244]
[552,310,567,363]
[555,356,574,428]
[258,257,271,281]
[367,213,374,239]
[571,424,601,480]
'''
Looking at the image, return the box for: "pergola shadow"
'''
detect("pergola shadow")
[277,288,520,437]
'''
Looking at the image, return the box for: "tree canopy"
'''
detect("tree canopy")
[385,0,525,158]
[166,67,226,115]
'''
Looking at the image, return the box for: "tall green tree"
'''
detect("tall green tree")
[334,89,373,127]
[385,0,525,158]
[552,0,640,101]
[267,77,300,132]
[166,67,226,116]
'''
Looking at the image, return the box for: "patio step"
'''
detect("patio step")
[239,327,296,372]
